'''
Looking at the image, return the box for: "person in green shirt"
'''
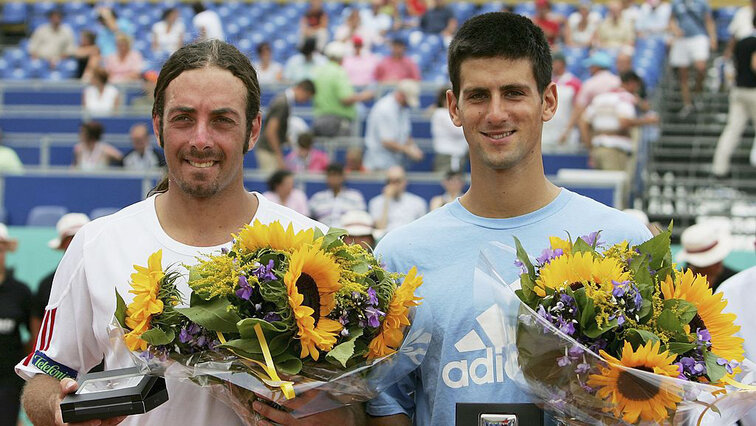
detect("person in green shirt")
[0,128,24,173]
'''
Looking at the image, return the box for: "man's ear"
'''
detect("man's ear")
[446,89,462,127]
[151,115,163,148]
[541,82,558,123]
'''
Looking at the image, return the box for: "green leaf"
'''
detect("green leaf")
[237,318,288,338]
[584,319,616,339]
[625,329,660,345]
[579,294,596,330]
[662,299,698,325]
[571,238,593,254]
[704,351,727,383]
[326,329,364,368]
[115,289,127,328]
[636,230,673,275]
[657,309,686,339]
[322,227,347,250]
[273,352,303,375]
[514,237,535,280]
[667,342,696,355]
[175,297,242,333]
[140,328,175,346]
[187,266,203,284]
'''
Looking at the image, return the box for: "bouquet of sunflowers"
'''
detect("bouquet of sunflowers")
[475,230,756,425]
[114,220,426,422]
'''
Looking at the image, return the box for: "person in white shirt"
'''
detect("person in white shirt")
[635,0,672,39]
[255,42,283,84]
[27,9,75,67]
[82,68,120,117]
[18,39,364,426]
[191,2,224,41]
[564,0,601,48]
[430,87,468,173]
[309,163,367,226]
[122,123,165,171]
[72,121,123,170]
[368,165,427,233]
[151,7,185,55]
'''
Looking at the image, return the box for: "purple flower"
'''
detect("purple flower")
[612,280,629,298]
[537,305,552,322]
[253,259,277,282]
[717,358,739,374]
[616,315,626,326]
[679,356,706,376]
[696,328,712,344]
[558,317,576,336]
[576,361,591,374]
[179,327,192,344]
[514,259,527,275]
[338,312,350,326]
[236,275,253,300]
[568,345,584,358]
[365,306,385,328]
[537,248,564,265]
[580,231,602,247]
[557,355,571,367]
[263,312,281,322]
[340,328,350,337]
[367,287,378,306]
[196,335,207,347]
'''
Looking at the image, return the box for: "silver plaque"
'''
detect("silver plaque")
[480,413,518,426]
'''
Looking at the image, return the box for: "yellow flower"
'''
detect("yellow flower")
[534,252,630,297]
[588,341,682,424]
[123,250,166,352]
[661,269,744,363]
[367,267,423,359]
[237,220,317,253]
[284,244,343,361]
[549,236,572,252]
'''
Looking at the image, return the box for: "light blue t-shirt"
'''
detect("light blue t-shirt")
[364,93,412,171]
[671,0,712,38]
[366,189,652,425]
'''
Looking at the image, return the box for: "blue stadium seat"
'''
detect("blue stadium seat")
[1,2,28,24]
[26,205,68,227]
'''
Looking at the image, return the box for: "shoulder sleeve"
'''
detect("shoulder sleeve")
[16,232,102,381]
[366,377,416,418]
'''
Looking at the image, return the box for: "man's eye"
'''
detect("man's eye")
[172,115,191,122]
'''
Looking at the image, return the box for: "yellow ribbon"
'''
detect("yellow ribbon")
[216,327,295,400]
[696,376,756,425]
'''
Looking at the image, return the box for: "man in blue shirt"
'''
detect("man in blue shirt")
[366,12,652,425]
[669,0,717,117]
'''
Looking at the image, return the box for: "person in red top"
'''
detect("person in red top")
[532,0,563,47]
[374,38,421,82]
[299,0,329,51]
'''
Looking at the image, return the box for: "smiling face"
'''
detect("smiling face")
[154,66,260,199]
[447,57,557,173]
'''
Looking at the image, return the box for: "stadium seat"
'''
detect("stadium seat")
[1,2,28,25]
[0,206,7,224]
[26,205,68,227]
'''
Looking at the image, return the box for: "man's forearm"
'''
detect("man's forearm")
[22,374,61,426]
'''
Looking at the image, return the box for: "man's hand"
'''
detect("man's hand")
[405,145,424,162]
[383,182,399,199]
[49,378,127,426]
[252,392,365,426]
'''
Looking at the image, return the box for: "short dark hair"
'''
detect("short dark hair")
[296,79,316,95]
[448,12,552,98]
[152,40,260,152]
[161,7,177,21]
[81,121,104,141]
[267,169,293,191]
[256,41,271,56]
[620,70,642,84]
[326,162,344,175]
[192,2,206,14]
[297,131,314,149]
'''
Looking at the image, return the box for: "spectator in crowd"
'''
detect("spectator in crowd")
[82,68,120,117]
[72,121,123,170]
[713,21,756,178]
[420,0,457,44]
[342,35,380,86]
[283,38,327,83]
[28,9,75,67]
[582,71,659,172]
[334,8,376,53]
[543,52,582,147]
[263,170,309,216]
[255,42,283,84]
[532,0,563,47]
[340,210,377,249]
[615,46,651,109]
[561,51,621,145]
[284,132,329,173]
[72,30,100,81]
[95,7,134,57]
[344,148,366,173]
[369,165,427,233]
[299,0,329,52]
[151,7,185,55]
[621,0,641,26]
[636,0,672,39]
[431,86,467,172]
[104,34,145,84]
[564,0,601,48]
[364,79,423,171]
[312,41,374,137]
[309,163,367,226]
[430,170,465,210]
[717,262,756,426]
[374,38,421,82]
[360,0,393,45]
[131,70,158,113]
[122,123,165,170]
[405,0,428,28]
[257,79,316,172]
[669,0,717,117]
[31,213,90,347]
[0,128,24,173]
[676,223,738,291]
[594,0,636,50]
[191,2,224,41]
[0,224,31,425]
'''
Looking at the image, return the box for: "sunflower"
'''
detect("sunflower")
[236,220,317,253]
[661,269,744,363]
[367,267,423,359]
[284,244,343,361]
[549,236,572,252]
[124,250,166,351]
[534,252,630,297]
[587,340,682,424]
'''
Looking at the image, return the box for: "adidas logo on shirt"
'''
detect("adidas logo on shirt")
[442,304,510,389]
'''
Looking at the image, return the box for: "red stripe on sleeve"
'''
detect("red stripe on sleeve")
[43,308,57,351]
[23,310,49,366]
